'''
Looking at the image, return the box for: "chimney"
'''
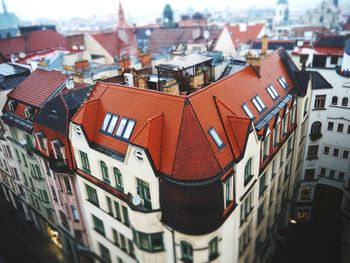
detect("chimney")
[341,39,350,74]
[245,51,262,77]
[261,35,268,56]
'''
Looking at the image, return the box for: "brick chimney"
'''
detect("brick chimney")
[138,52,152,68]
[245,51,262,77]
[261,35,268,56]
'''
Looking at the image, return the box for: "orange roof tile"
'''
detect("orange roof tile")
[227,23,265,46]
[73,50,296,180]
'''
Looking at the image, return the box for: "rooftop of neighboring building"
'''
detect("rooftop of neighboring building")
[0,63,30,90]
[251,39,295,51]
[227,23,265,47]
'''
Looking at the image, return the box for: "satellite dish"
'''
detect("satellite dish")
[66,77,74,89]
[203,30,210,39]
[19,52,26,59]
[145,29,151,37]
[132,195,142,206]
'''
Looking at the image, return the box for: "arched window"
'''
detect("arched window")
[113,167,124,192]
[303,98,309,116]
[180,241,193,263]
[311,122,322,135]
[25,134,34,157]
[331,96,338,105]
[100,161,109,184]
[209,237,218,260]
[244,158,253,186]
[342,97,348,107]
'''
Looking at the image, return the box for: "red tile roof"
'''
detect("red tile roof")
[92,31,135,58]
[291,26,333,38]
[0,30,67,60]
[8,69,67,108]
[73,50,295,181]
[227,23,265,46]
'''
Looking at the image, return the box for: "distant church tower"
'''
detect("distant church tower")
[117,0,129,29]
[275,0,289,26]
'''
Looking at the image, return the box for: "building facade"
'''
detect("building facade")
[70,48,310,263]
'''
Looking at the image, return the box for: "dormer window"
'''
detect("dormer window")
[278,76,288,89]
[252,96,266,112]
[266,85,279,100]
[115,117,136,140]
[51,139,64,161]
[35,131,47,151]
[25,107,34,119]
[101,113,119,134]
[8,99,17,112]
[209,127,225,149]
[242,103,254,119]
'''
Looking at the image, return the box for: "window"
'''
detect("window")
[314,95,326,109]
[115,117,136,140]
[100,161,110,184]
[122,205,130,226]
[209,238,218,260]
[303,98,309,116]
[106,196,113,215]
[71,205,79,221]
[262,136,270,160]
[339,172,345,181]
[113,229,120,246]
[290,106,296,125]
[9,127,18,141]
[15,149,21,163]
[327,122,334,131]
[259,173,267,197]
[98,243,111,263]
[266,85,279,100]
[320,168,326,176]
[305,169,315,180]
[225,176,233,206]
[244,158,253,186]
[180,241,193,263]
[8,99,17,112]
[333,148,339,157]
[272,159,276,178]
[52,140,64,160]
[114,201,121,220]
[300,187,312,200]
[331,56,338,64]
[343,150,349,159]
[348,125,350,134]
[64,177,72,193]
[86,184,99,206]
[79,151,90,172]
[282,116,288,136]
[331,96,338,105]
[101,113,119,134]
[278,76,288,89]
[133,230,164,252]
[114,167,124,192]
[257,199,266,224]
[242,103,254,119]
[92,215,105,236]
[338,124,344,133]
[329,170,335,178]
[252,96,266,112]
[324,146,330,155]
[239,222,251,254]
[241,190,253,223]
[307,145,319,160]
[311,122,322,134]
[137,178,152,209]
[273,123,280,147]
[208,128,225,149]
[342,97,348,107]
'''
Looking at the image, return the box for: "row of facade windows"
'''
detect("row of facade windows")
[331,96,349,107]
[315,95,350,110]
[304,168,346,181]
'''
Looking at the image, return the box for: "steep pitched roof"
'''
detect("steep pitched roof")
[8,69,68,108]
[92,31,128,58]
[73,50,296,181]
[227,23,265,46]
[0,37,25,58]
[26,29,67,53]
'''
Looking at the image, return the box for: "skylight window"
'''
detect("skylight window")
[209,127,225,149]
[242,103,254,119]
[115,117,136,140]
[266,85,279,100]
[101,113,119,134]
[252,96,266,113]
[278,76,288,89]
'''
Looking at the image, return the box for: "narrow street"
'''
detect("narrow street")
[272,185,343,263]
[0,190,66,263]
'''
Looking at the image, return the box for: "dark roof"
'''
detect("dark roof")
[314,35,349,48]
[252,40,295,51]
[345,39,350,56]
[19,25,56,35]
[294,71,310,96]
[309,71,333,90]
[0,63,30,91]
[36,86,90,134]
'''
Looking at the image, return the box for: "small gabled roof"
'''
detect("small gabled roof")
[227,23,265,46]
[91,31,130,58]
[309,71,333,90]
[8,69,68,108]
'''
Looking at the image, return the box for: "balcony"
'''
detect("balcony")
[49,159,72,174]
[309,132,322,141]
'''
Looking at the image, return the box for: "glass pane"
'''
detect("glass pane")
[116,117,128,137]
[122,119,136,140]
[106,115,119,134]
[243,104,254,119]
[209,128,224,148]
[101,113,112,131]
[252,98,262,112]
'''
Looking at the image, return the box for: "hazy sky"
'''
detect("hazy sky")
[3,0,348,21]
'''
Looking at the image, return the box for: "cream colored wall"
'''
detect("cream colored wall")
[214,27,236,57]
[84,34,113,64]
